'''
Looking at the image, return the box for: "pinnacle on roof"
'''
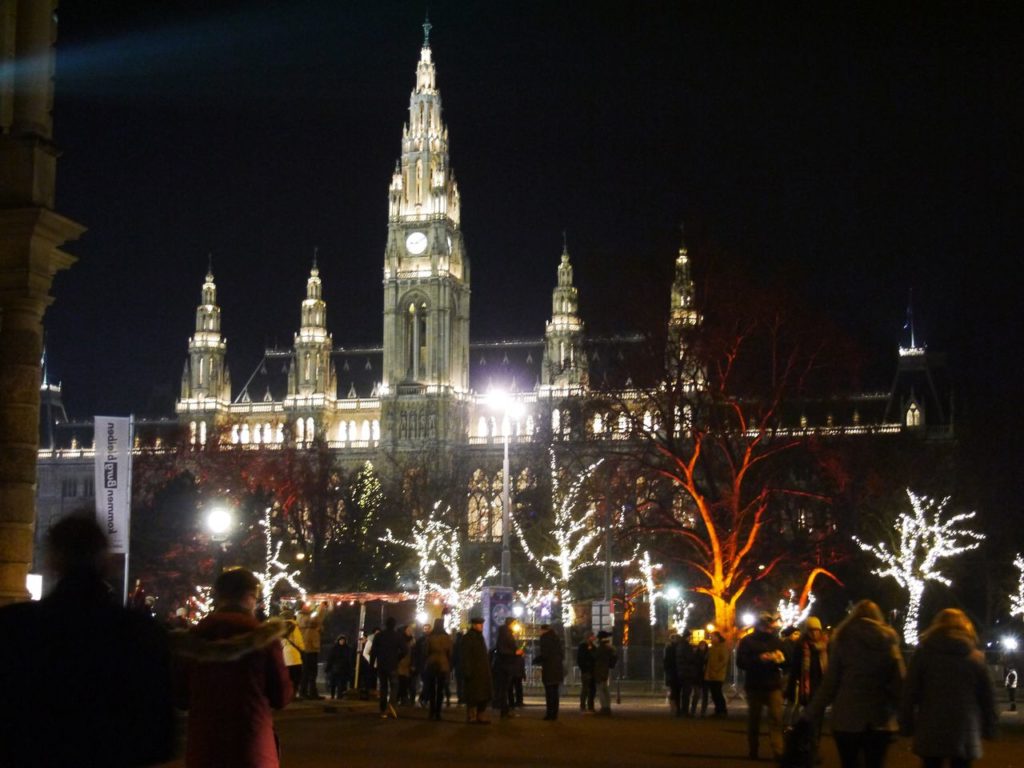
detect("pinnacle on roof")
[422,13,432,47]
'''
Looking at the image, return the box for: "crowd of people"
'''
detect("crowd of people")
[0,514,1013,768]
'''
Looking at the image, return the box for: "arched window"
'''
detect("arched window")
[349,420,357,442]
[197,358,204,386]
[199,421,207,446]
[275,423,284,443]
[466,469,504,543]
[593,412,604,435]
[477,416,489,437]
[405,300,429,380]
[306,418,315,442]
[295,418,305,444]
[525,415,535,435]
[643,410,653,431]
[230,424,240,444]
[618,412,628,433]
[240,423,250,444]
[189,421,197,445]
[252,424,262,445]
[372,420,380,440]
[338,421,348,442]
[361,420,370,440]
[906,403,922,427]
[264,423,272,444]
[552,408,561,433]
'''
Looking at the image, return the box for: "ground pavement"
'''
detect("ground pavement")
[161,691,1024,768]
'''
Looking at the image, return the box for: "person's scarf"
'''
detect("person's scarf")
[799,638,828,703]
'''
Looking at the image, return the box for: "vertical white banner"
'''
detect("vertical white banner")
[94,416,132,554]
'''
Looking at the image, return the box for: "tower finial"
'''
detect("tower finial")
[562,229,568,254]
[679,221,686,246]
[206,252,214,280]
[422,13,432,47]
[904,287,916,349]
[312,246,319,271]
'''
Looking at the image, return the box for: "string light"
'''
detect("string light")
[854,488,984,645]
[511,450,605,626]
[625,550,664,626]
[777,589,815,628]
[1011,554,1024,620]
[258,507,307,615]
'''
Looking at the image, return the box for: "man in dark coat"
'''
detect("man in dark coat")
[663,634,681,715]
[495,616,521,718]
[737,612,787,761]
[0,515,176,768]
[675,629,703,718]
[534,624,565,720]
[370,616,406,718]
[461,617,493,723]
[577,630,597,712]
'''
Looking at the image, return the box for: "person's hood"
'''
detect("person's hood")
[835,617,899,654]
[171,613,293,663]
[920,628,977,657]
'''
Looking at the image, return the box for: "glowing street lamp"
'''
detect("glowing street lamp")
[488,389,525,588]
[205,505,234,573]
[1004,636,1020,652]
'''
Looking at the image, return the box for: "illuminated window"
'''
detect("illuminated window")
[199,420,207,446]
[906,403,922,427]
[525,415,535,435]
[252,424,262,445]
[405,299,429,380]
[552,408,561,433]
[372,420,380,440]
[618,412,628,433]
[306,418,315,442]
[593,412,604,435]
[275,423,284,443]
[338,421,348,442]
[478,416,489,437]
[265,423,272,443]
[240,423,250,444]
[361,420,370,440]
[231,424,239,444]
[466,469,503,542]
[349,420,357,441]
[189,421,197,445]
[295,418,304,444]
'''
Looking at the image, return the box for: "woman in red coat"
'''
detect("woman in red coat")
[174,569,293,768]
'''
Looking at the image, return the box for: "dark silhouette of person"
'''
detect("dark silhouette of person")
[0,513,176,766]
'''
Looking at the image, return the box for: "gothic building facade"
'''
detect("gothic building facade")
[34,28,952,575]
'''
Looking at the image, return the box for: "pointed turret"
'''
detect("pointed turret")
[541,236,587,392]
[666,227,703,386]
[181,262,229,403]
[290,251,335,398]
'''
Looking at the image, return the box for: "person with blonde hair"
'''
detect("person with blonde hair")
[899,608,997,768]
[805,600,904,768]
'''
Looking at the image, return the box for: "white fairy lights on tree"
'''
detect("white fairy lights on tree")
[258,508,307,615]
[428,502,498,630]
[516,586,560,625]
[625,550,664,626]
[382,515,439,620]
[777,589,815,629]
[512,451,604,626]
[854,489,984,646]
[1011,554,1024,620]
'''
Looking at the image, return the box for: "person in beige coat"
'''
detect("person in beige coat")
[704,631,730,716]
[297,601,327,699]
[424,618,453,720]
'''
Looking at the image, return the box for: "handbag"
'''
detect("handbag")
[779,718,813,768]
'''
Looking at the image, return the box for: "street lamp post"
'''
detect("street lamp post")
[206,505,234,574]
[489,390,524,589]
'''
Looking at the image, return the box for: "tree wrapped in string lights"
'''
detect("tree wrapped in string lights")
[258,507,307,615]
[512,451,605,626]
[381,515,438,620]
[429,502,498,629]
[777,589,815,629]
[1011,554,1024,621]
[854,489,984,646]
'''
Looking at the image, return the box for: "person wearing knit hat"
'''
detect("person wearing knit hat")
[789,616,828,762]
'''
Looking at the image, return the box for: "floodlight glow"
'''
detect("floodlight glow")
[1004,636,1020,651]
[741,612,756,627]
[206,507,233,536]
[513,604,523,618]
[665,586,681,601]
[416,610,429,625]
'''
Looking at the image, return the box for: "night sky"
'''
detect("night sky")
[44,3,1022,515]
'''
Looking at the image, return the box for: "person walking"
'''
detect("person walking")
[370,616,406,718]
[397,624,416,705]
[593,630,618,716]
[297,601,327,699]
[899,608,997,768]
[534,624,565,720]
[664,634,681,715]
[325,634,354,699]
[174,568,293,768]
[462,616,493,724]
[675,629,703,718]
[788,616,829,759]
[704,631,730,717]
[805,599,905,768]
[495,616,522,718]
[424,618,453,720]
[736,612,786,761]
[577,630,597,712]
[692,638,710,716]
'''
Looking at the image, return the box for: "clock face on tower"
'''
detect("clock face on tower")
[405,231,428,255]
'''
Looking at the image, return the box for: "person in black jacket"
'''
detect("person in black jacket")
[664,634,681,715]
[577,630,597,712]
[494,617,522,718]
[370,616,406,718]
[534,624,565,720]
[676,629,703,718]
[737,612,787,761]
[325,634,354,699]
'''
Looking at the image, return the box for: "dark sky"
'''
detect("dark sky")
[45,2,1022,507]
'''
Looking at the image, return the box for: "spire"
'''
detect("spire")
[542,237,587,391]
[422,13,432,47]
[206,252,214,282]
[670,224,697,328]
[311,246,319,273]
[901,287,923,354]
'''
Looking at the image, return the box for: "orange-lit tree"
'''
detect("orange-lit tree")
[608,267,853,637]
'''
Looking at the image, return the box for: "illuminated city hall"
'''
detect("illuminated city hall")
[34,25,950,567]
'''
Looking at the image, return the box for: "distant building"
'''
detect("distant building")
[34,26,952,573]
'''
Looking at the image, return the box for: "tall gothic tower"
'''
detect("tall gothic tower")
[288,255,335,399]
[666,231,702,386]
[180,266,230,404]
[541,239,587,392]
[381,20,470,396]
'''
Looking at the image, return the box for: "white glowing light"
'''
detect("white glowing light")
[854,489,984,646]
[416,610,429,625]
[1003,636,1020,652]
[258,507,307,615]
[1010,555,1024,621]
[741,612,756,627]
[665,586,681,602]
[206,507,233,536]
[777,590,815,628]
[511,449,605,626]
[513,604,524,618]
